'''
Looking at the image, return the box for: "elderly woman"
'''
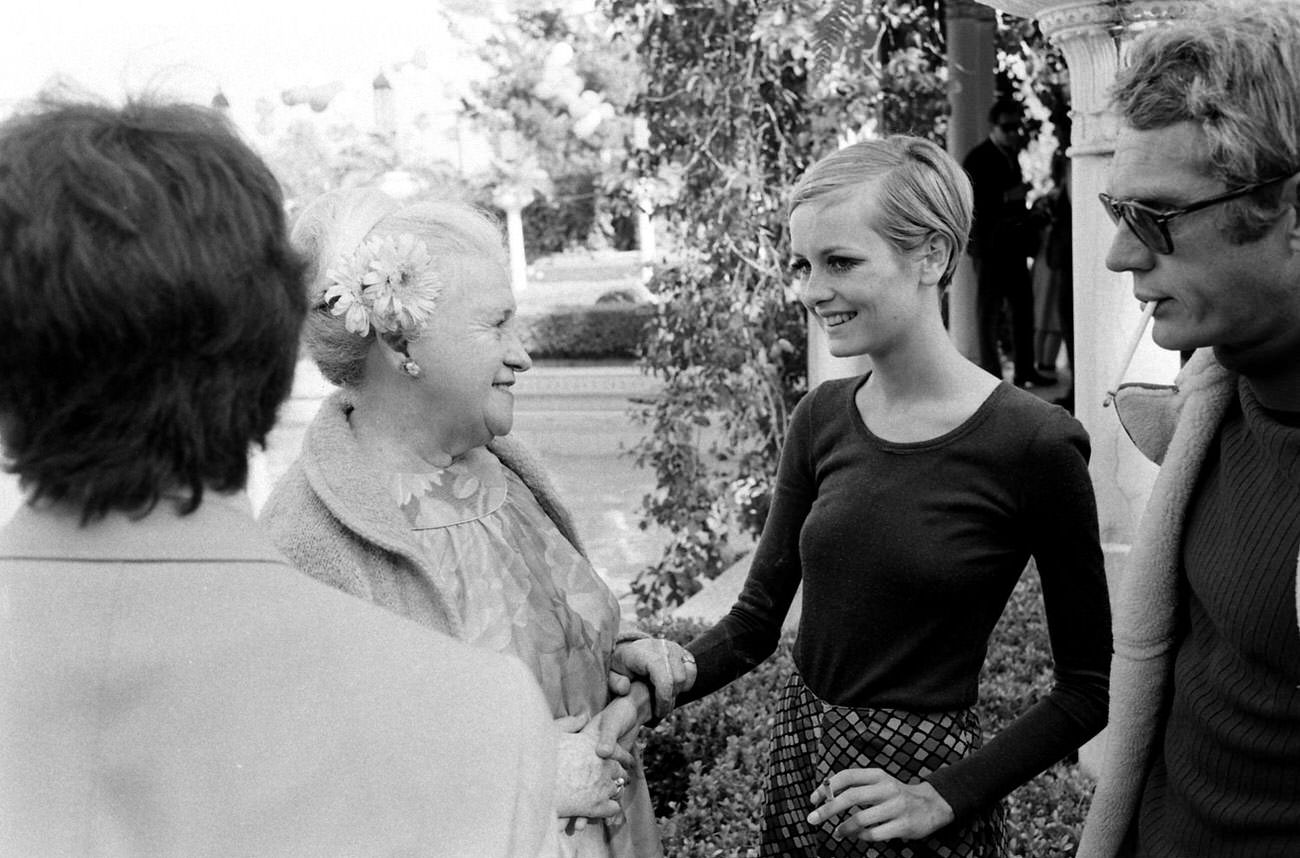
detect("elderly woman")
[260,188,691,857]
[0,99,557,857]
[677,137,1112,856]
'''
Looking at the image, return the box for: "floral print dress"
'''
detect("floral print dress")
[391,447,660,858]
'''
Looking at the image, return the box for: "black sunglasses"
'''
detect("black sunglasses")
[1098,175,1291,255]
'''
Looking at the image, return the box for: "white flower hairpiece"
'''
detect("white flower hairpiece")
[320,233,445,337]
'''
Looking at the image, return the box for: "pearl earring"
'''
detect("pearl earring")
[400,358,422,378]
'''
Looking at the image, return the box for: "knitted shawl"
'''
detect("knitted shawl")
[1077,349,1300,856]
[259,389,585,640]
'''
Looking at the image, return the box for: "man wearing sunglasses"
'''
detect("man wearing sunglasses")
[1079,3,1300,857]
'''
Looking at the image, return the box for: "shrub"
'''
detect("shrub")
[518,302,654,360]
[641,617,783,857]
[522,173,598,257]
[639,566,1094,857]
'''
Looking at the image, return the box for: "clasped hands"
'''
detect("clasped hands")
[554,638,697,831]
[607,636,698,720]
[554,713,632,831]
[806,769,954,843]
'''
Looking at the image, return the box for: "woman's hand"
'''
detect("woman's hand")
[553,715,631,820]
[806,769,954,843]
[589,682,652,757]
[608,638,697,718]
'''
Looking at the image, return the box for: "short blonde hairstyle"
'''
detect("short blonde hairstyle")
[790,136,973,288]
[292,188,508,387]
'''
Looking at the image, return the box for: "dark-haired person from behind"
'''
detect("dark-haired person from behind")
[0,98,558,857]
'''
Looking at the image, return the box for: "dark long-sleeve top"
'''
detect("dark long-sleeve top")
[683,376,1112,820]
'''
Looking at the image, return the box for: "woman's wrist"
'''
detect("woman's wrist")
[626,680,654,726]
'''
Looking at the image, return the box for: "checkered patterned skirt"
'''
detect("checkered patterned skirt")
[759,671,1005,858]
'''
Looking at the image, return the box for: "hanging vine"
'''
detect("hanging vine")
[602,0,950,615]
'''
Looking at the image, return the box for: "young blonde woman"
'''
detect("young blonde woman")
[260,188,693,857]
[678,137,1112,856]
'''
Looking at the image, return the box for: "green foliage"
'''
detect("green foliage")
[466,5,640,251]
[640,617,783,857]
[812,0,870,81]
[602,0,948,617]
[522,173,599,257]
[519,302,655,360]
[262,119,490,218]
[640,568,1094,857]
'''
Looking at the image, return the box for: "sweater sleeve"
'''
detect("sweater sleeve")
[679,389,819,705]
[927,408,1113,819]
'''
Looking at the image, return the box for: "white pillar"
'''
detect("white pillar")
[505,205,528,296]
[492,185,533,297]
[372,72,396,140]
[988,0,1206,774]
[633,118,657,284]
[989,0,1198,565]
[945,0,997,362]
[636,183,656,285]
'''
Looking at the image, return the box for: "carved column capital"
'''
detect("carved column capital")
[1040,4,1125,155]
[983,1,1206,153]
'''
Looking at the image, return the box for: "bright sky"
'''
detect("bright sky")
[0,0,504,134]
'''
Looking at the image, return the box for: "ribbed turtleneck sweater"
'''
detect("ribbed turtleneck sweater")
[1136,379,1300,857]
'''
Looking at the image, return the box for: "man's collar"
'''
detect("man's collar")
[0,491,288,564]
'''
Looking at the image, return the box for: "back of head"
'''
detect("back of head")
[790,135,973,288]
[293,189,509,388]
[0,97,307,521]
[1113,0,1300,236]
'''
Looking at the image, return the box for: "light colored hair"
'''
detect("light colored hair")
[1113,0,1300,241]
[789,136,973,289]
[292,188,508,387]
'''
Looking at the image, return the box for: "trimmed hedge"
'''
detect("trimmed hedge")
[519,302,655,360]
[639,565,1094,857]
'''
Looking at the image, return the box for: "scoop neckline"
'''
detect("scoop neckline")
[845,373,1010,452]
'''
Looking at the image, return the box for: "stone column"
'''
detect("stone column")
[987,0,1200,574]
[987,0,1203,773]
[492,185,533,297]
[633,118,658,285]
[945,0,997,362]
[372,72,396,140]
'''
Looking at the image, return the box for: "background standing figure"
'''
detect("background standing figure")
[259,188,695,858]
[0,98,558,857]
[1041,150,1075,412]
[1031,151,1073,381]
[1080,3,1300,856]
[675,136,1112,857]
[964,99,1052,388]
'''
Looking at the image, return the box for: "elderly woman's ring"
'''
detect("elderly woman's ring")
[611,777,627,798]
